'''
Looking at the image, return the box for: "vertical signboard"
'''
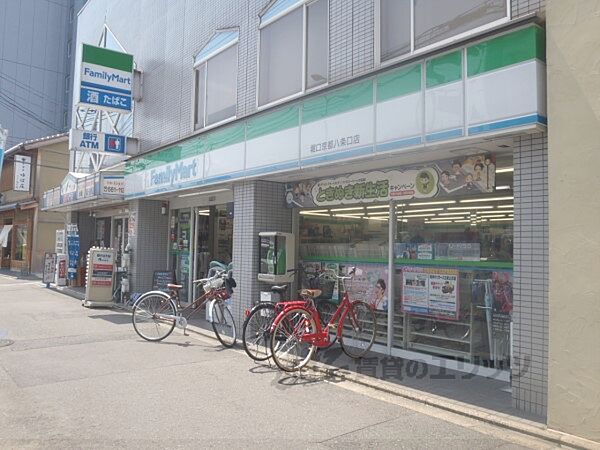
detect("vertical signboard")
[79,44,134,112]
[13,155,31,191]
[0,127,6,185]
[85,248,115,303]
[43,252,57,284]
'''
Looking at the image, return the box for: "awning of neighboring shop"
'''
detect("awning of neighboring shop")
[0,200,38,212]
[0,224,13,248]
[41,170,125,213]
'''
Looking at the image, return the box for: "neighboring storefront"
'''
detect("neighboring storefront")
[41,168,127,286]
[0,133,69,276]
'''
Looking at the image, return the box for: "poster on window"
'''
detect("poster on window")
[344,263,389,312]
[401,266,459,319]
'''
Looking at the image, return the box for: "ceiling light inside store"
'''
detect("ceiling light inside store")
[301,212,331,217]
[496,167,514,173]
[479,214,507,219]
[425,220,453,224]
[448,206,494,210]
[438,212,469,216]
[177,188,231,198]
[401,213,436,218]
[489,218,513,222]
[300,210,328,214]
[454,220,471,223]
[330,207,364,212]
[460,196,513,203]
[365,217,388,221]
[334,214,364,219]
[404,200,456,207]
[198,209,209,214]
[366,205,390,210]
[497,205,514,209]
[496,185,512,191]
[367,211,390,216]
[400,208,444,213]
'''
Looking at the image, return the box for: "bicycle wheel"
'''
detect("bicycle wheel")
[132,293,177,341]
[211,300,237,348]
[242,302,276,361]
[315,299,338,349]
[339,301,377,358]
[270,308,317,372]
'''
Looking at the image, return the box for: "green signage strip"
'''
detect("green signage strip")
[377,64,422,103]
[467,25,546,77]
[246,105,300,141]
[302,80,373,124]
[82,44,133,72]
[302,255,513,270]
[426,50,463,89]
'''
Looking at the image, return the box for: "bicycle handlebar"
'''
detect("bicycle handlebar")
[192,269,227,285]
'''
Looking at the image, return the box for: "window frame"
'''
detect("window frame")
[375,0,511,69]
[256,0,330,110]
[192,31,239,131]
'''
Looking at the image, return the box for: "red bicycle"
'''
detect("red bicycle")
[269,268,377,372]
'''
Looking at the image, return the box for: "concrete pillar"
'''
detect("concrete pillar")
[230,180,292,327]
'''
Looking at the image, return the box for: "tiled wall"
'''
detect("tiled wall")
[512,0,546,18]
[512,132,549,418]
[128,199,169,293]
[230,181,292,326]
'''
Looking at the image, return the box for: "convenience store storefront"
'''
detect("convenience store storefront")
[125,23,546,388]
[289,152,515,378]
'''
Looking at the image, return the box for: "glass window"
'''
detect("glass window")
[195,43,238,129]
[414,0,507,49]
[380,0,411,62]
[259,0,329,106]
[259,7,304,105]
[306,0,329,89]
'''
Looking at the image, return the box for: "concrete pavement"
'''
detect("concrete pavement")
[0,273,560,449]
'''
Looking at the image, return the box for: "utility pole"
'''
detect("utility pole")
[0,126,7,187]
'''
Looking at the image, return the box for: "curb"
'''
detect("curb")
[181,322,598,449]
[304,360,599,450]
[46,285,86,301]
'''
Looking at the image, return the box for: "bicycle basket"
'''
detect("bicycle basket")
[315,278,336,300]
[203,277,224,292]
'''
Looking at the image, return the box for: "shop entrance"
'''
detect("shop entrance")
[169,203,233,303]
[0,219,13,269]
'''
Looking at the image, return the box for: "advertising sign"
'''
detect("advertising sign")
[69,129,126,155]
[90,251,114,287]
[13,155,31,191]
[43,252,57,284]
[79,44,134,113]
[285,154,496,208]
[55,229,66,254]
[401,266,459,319]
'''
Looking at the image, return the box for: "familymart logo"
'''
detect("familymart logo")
[148,159,200,188]
[83,67,131,86]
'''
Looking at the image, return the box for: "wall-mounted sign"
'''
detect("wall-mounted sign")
[101,175,124,195]
[79,44,134,113]
[13,154,31,191]
[401,266,459,319]
[285,154,496,208]
[69,129,126,155]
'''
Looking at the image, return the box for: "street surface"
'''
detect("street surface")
[0,274,557,449]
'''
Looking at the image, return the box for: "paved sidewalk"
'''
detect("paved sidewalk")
[0,273,562,449]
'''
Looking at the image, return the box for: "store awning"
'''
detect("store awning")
[42,171,124,212]
[0,202,18,213]
[0,224,12,248]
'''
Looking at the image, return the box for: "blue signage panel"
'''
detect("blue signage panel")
[80,87,132,112]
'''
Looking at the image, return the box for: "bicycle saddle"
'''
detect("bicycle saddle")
[299,289,322,298]
[271,285,288,294]
[167,283,183,290]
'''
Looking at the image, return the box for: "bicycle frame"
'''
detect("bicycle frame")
[148,286,230,323]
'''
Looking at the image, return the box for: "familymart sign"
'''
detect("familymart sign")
[79,44,134,112]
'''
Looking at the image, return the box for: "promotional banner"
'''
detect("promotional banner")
[66,234,80,280]
[79,44,134,112]
[285,154,495,208]
[401,266,459,319]
[56,253,67,286]
[69,129,126,155]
